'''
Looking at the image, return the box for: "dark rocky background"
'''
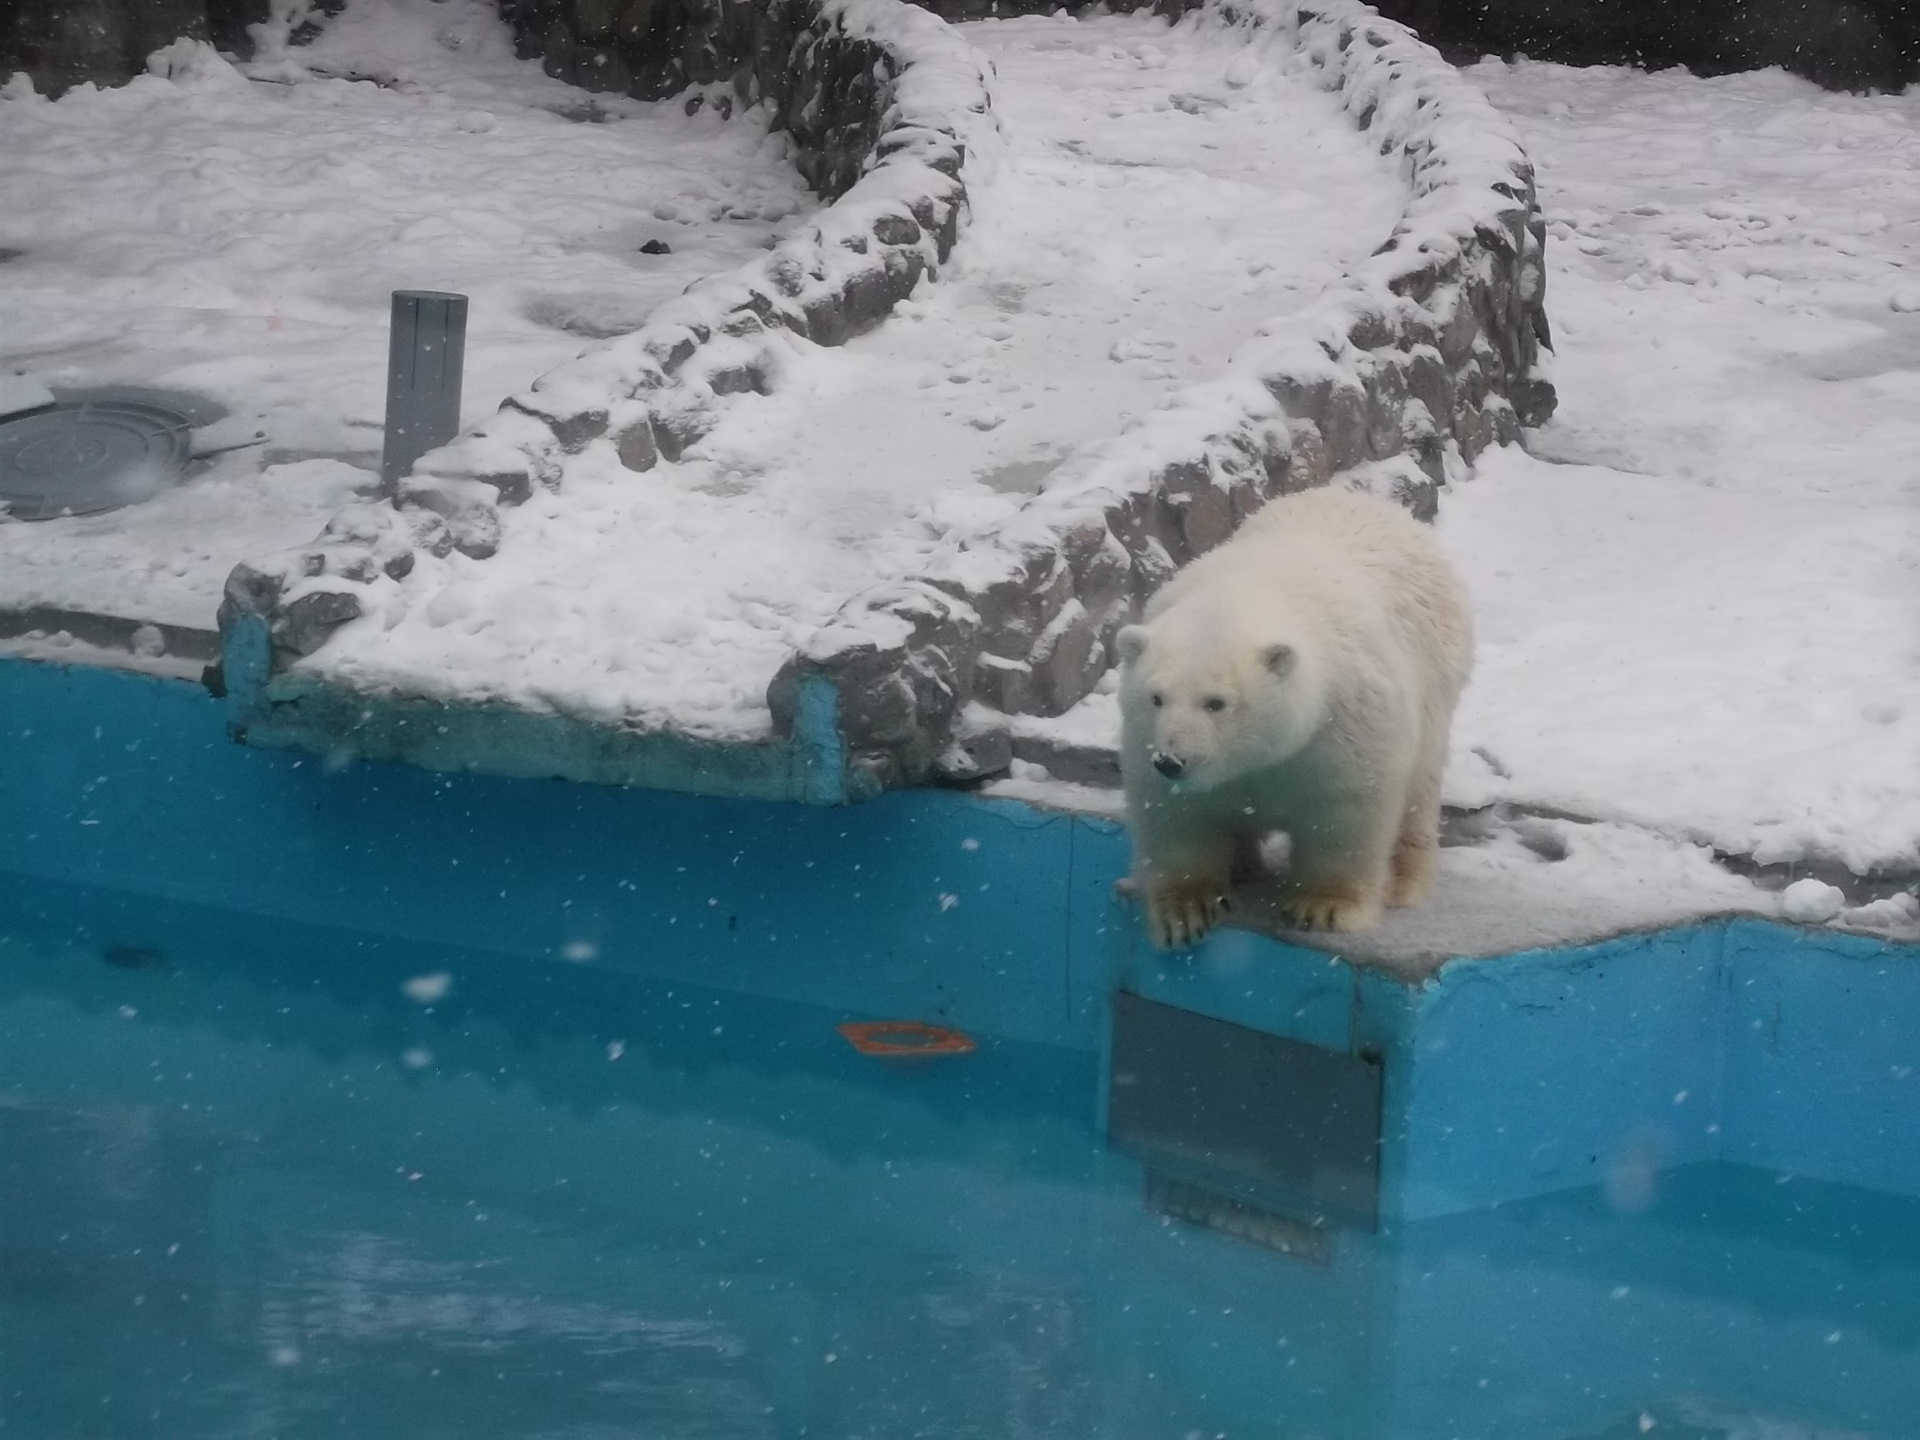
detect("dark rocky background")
[6,0,1915,97]
[1370,0,1917,93]
[1,0,271,94]
[496,0,764,101]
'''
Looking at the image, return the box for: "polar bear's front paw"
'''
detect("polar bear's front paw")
[1144,874,1231,950]
[1278,883,1385,934]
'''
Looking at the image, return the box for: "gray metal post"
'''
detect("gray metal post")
[380,290,468,493]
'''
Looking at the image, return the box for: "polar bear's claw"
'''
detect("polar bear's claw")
[1278,886,1385,934]
[1144,875,1230,950]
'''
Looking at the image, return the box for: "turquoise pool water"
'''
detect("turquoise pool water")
[3,873,1916,1439]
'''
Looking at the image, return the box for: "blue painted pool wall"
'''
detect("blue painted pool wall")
[5,656,1917,1223]
[1394,928,1730,1219]
[0,658,1116,1051]
[1389,923,1920,1216]
[1719,919,1920,1196]
[0,867,1102,1181]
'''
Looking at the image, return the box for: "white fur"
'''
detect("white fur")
[1117,487,1473,946]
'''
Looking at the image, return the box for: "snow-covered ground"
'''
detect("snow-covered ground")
[0,0,813,628]
[306,11,1405,735]
[1437,60,1920,878]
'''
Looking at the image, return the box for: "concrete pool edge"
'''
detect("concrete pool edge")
[220,629,855,805]
[3,654,1915,1224]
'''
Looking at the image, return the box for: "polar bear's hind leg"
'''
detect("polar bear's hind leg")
[1389,764,1443,909]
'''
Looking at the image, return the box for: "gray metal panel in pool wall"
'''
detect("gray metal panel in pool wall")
[1107,992,1382,1231]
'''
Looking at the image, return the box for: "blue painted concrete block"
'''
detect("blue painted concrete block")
[1392,928,1729,1220]
[1722,918,1920,1196]
[1114,924,1361,1054]
[1093,904,1916,1220]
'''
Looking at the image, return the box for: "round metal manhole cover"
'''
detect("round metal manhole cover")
[0,391,201,521]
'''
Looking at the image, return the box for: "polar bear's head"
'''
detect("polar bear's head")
[1116,606,1327,791]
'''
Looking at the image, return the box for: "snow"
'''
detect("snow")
[304,11,1406,737]
[715,14,1400,505]
[401,970,454,1004]
[984,771,1127,821]
[0,626,208,681]
[1008,683,1122,751]
[0,377,56,419]
[1256,816,1776,969]
[1837,890,1920,940]
[0,0,814,625]
[1437,60,1920,877]
[0,454,373,631]
[1780,878,1848,924]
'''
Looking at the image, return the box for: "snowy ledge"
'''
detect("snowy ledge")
[218,0,997,688]
[995,769,1920,961]
[767,0,1558,798]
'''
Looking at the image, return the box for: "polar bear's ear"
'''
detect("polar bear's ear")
[1116,626,1149,665]
[1262,643,1297,678]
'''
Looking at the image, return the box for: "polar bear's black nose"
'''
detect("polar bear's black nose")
[1152,751,1185,780]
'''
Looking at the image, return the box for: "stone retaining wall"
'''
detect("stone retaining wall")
[765,0,1555,798]
[220,0,994,665]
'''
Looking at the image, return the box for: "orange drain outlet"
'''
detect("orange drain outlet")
[838,1020,977,1057]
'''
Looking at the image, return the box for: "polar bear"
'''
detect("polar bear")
[1117,486,1473,947]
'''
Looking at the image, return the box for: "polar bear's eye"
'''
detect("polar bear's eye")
[1150,692,1165,708]
[1203,696,1228,713]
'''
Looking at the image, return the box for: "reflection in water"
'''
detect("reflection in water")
[1,875,1915,1439]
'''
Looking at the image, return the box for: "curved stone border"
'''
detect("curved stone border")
[218,0,994,673]
[766,0,1556,798]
